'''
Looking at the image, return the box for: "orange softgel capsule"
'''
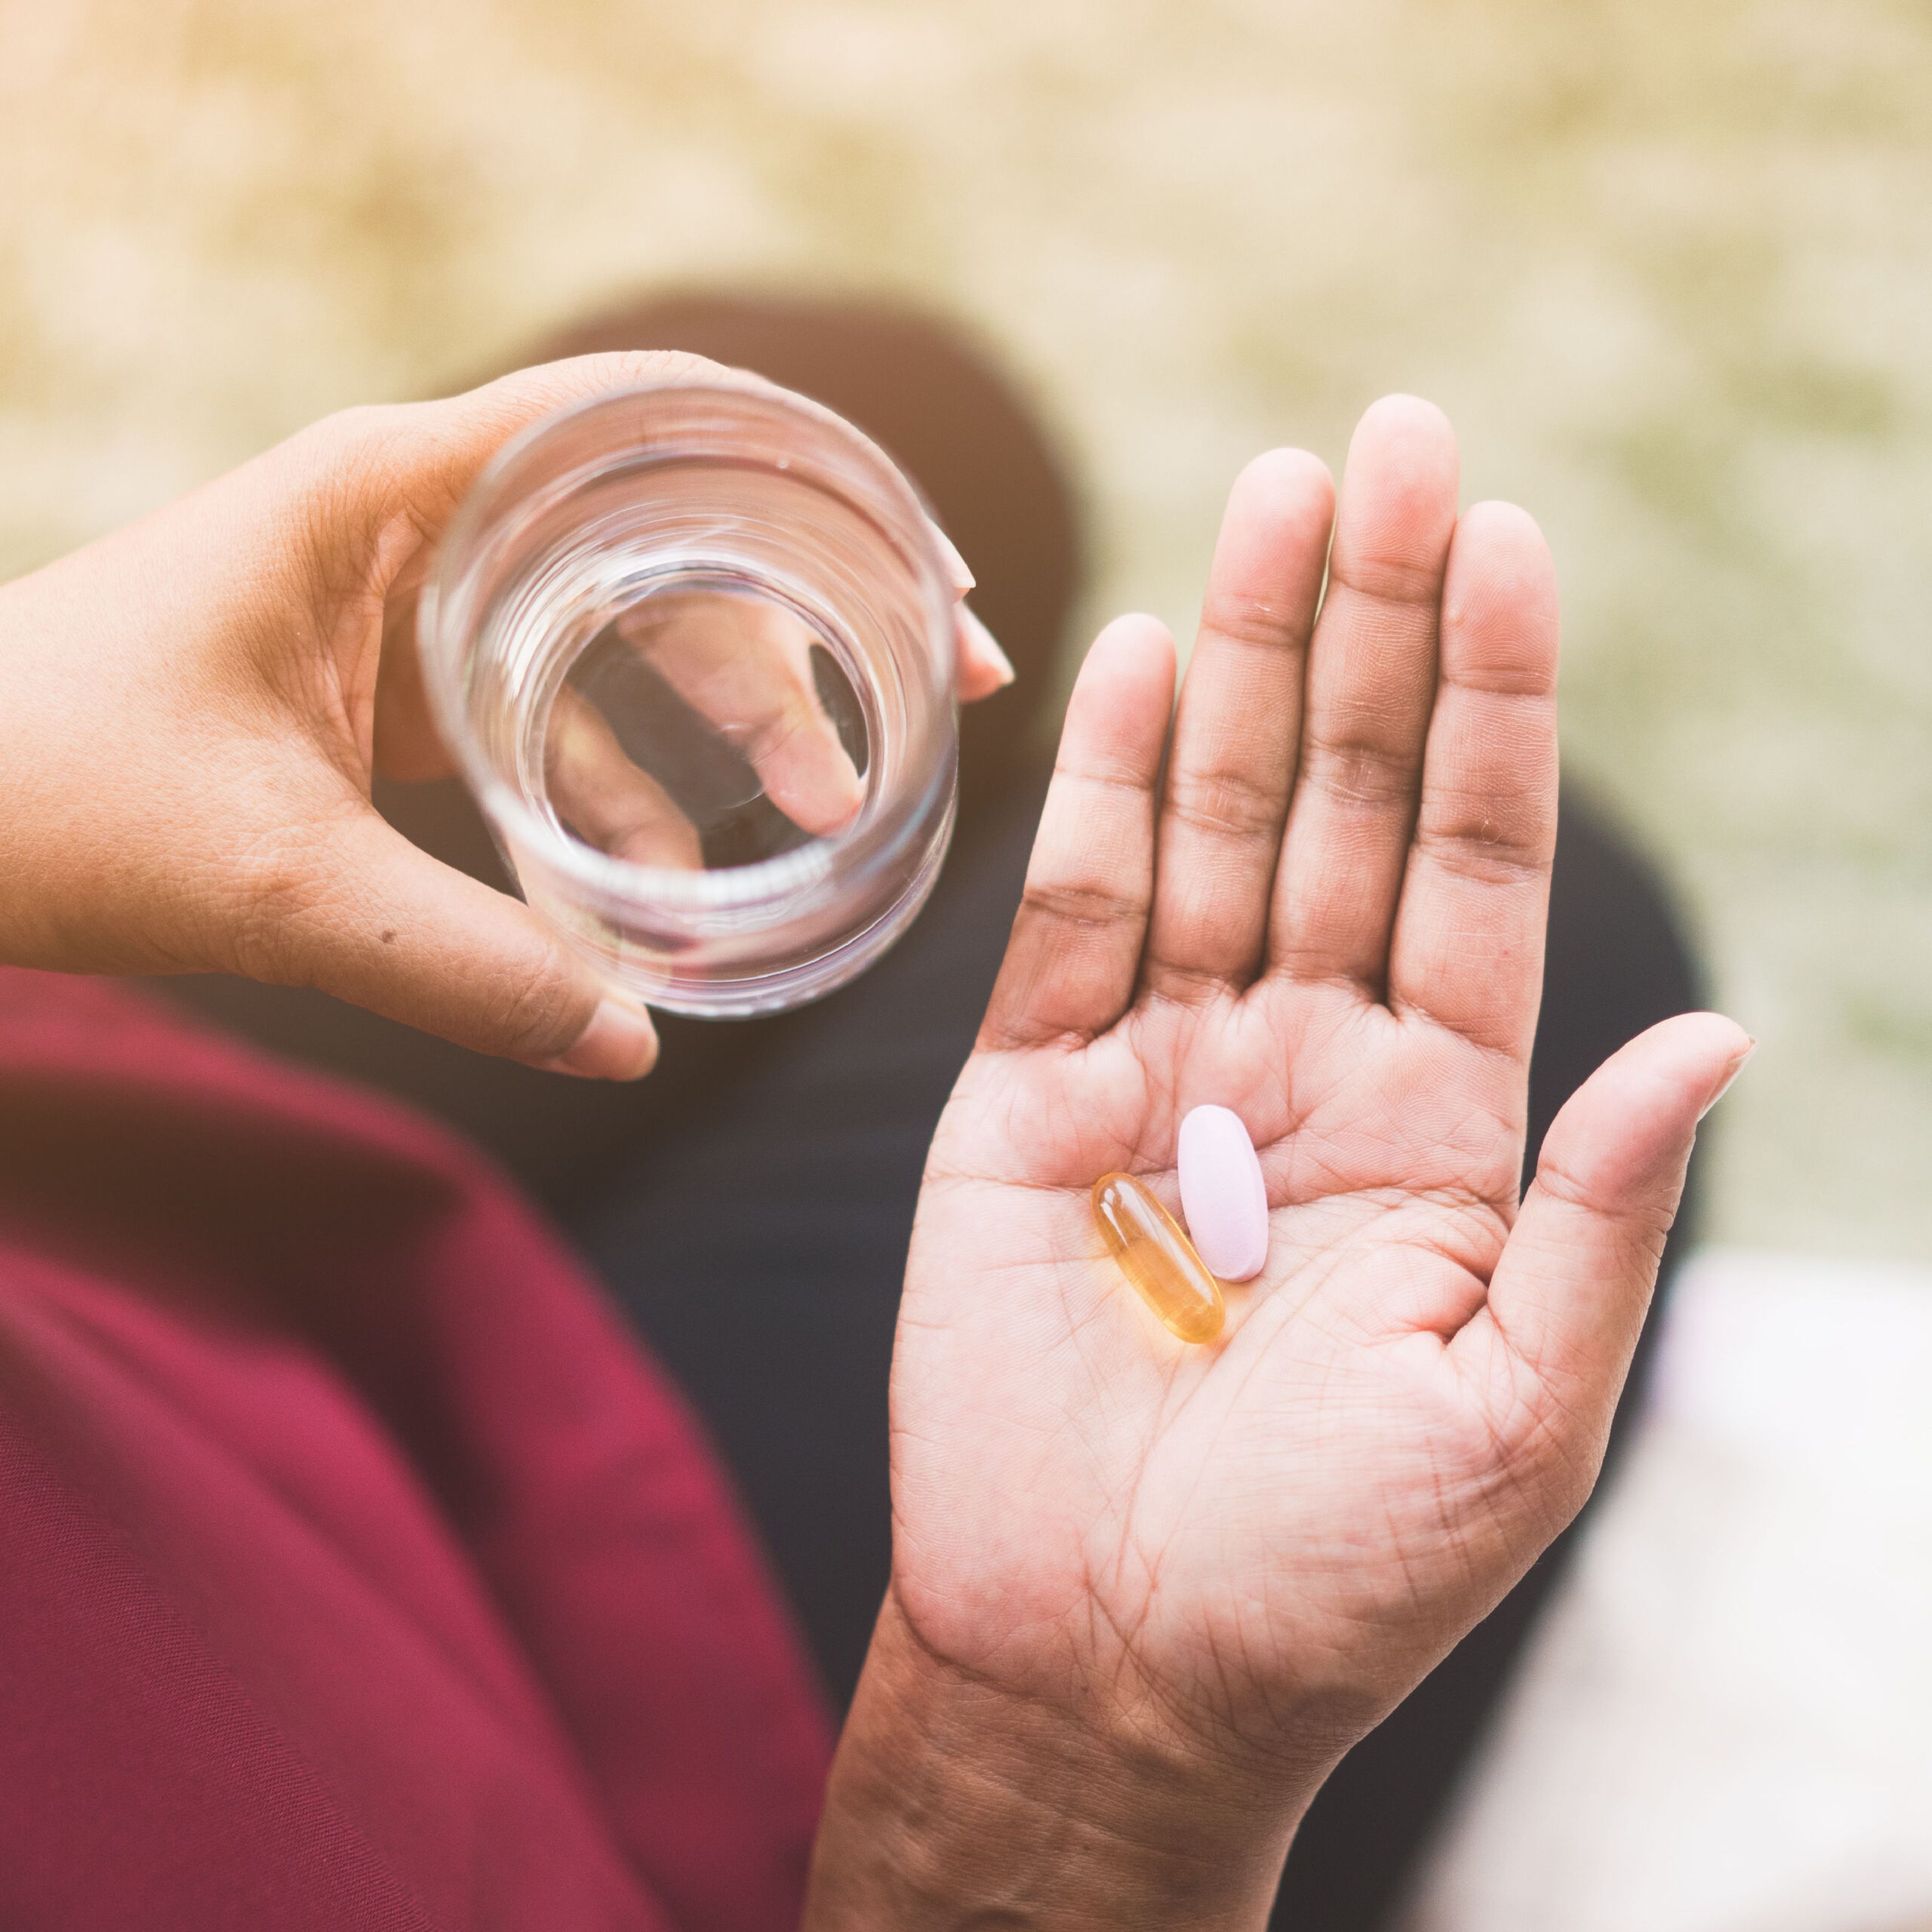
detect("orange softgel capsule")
[1091,1172,1226,1345]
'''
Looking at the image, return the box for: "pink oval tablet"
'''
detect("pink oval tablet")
[1177,1105,1269,1282]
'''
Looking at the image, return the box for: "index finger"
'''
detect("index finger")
[1264,395,1458,994]
[1140,448,1334,1003]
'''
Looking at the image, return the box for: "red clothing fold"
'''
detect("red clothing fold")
[0,968,832,1931]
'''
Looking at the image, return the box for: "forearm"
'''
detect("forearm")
[804,1592,1310,1932]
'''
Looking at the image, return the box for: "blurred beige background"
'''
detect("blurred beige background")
[3,0,1930,1263]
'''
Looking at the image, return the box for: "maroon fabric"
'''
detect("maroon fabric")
[0,968,833,1930]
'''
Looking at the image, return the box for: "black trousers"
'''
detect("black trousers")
[157,752,1702,1931]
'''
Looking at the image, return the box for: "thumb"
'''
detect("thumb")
[1475,1011,1755,1441]
[251,807,657,1079]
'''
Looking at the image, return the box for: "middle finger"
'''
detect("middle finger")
[1266,394,1460,998]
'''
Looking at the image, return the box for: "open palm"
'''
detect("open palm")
[888,398,1748,1786]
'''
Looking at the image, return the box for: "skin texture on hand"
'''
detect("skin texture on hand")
[0,352,1011,1078]
[806,397,1752,1929]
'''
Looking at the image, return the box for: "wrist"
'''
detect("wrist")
[804,1589,1315,1932]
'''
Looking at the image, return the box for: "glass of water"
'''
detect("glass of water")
[418,379,959,1017]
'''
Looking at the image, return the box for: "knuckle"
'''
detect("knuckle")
[1412,817,1544,887]
[1141,958,1234,1011]
[1308,736,1414,811]
[1507,1410,1601,1531]
[221,826,334,987]
[1164,764,1282,844]
[1533,1154,1682,1260]
[275,407,423,583]
[1198,589,1306,655]
[489,947,584,1060]
[1022,877,1147,930]
[1057,753,1153,799]
[558,346,728,389]
[620,347,730,388]
[285,402,414,486]
[488,349,733,421]
[738,697,811,766]
[1446,654,1556,702]
[1329,550,1444,609]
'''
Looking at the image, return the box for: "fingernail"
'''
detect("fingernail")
[960,606,1015,687]
[928,519,975,594]
[1699,1037,1757,1119]
[545,998,659,1081]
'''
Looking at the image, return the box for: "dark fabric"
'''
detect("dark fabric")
[506,292,1084,812]
[572,762,1057,1701]
[0,969,831,1932]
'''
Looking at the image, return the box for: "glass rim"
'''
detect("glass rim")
[417,376,958,915]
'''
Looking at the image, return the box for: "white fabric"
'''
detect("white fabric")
[1405,1247,1932,1932]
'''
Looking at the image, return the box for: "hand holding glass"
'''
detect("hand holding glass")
[420,380,959,1016]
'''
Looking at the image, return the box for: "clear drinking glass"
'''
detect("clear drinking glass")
[418,380,959,1017]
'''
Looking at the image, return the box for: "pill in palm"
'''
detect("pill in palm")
[1177,1105,1269,1281]
[1091,1172,1226,1345]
